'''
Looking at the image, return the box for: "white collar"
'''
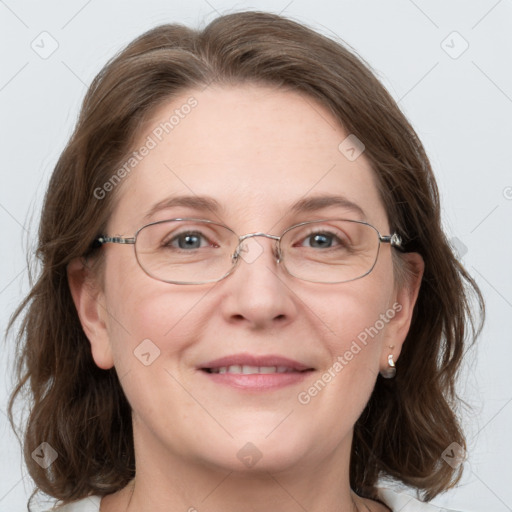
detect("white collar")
[377,486,463,511]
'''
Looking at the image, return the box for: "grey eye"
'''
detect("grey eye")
[167,231,208,250]
[307,233,335,248]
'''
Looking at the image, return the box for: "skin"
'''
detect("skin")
[69,84,423,512]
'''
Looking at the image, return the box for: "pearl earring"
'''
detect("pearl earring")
[380,345,396,379]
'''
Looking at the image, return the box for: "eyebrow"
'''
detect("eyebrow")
[144,195,223,220]
[144,194,366,221]
[290,195,366,219]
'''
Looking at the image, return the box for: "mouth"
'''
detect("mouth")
[199,353,314,373]
[202,365,309,374]
[198,354,315,391]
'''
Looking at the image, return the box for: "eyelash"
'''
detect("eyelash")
[164,230,216,249]
[295,228,347,247]
[163,227,348,251]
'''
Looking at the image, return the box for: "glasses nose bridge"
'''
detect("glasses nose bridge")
[239,232,280,242]
[235,232,282,261]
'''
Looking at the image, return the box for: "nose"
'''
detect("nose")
[232,232,281,264]
[219,234,298,329]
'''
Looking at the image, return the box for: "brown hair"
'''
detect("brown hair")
[8,10,484,508]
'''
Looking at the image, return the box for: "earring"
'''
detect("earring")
[380,353,396,379]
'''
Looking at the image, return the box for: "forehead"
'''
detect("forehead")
[108,84,388,233]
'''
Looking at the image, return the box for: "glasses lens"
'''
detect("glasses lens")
[280,220,380,283]
[135,220,238,284]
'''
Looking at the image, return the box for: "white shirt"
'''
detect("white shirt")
[48,487,463,511]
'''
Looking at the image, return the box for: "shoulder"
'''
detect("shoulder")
[45,495,101,512]
[43,489,467,512]
[377,486,464,512]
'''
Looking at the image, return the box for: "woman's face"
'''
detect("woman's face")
[82,84,418,475]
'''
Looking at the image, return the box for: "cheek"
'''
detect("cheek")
[313,277,394,357]
[300,278,395,407]
[101,275,212,424]
[108,286,202,353]
[297,302,388,432]
[101,252,208,370]
[291,295,394,457]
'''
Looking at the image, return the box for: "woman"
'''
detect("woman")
[8,11,484,512]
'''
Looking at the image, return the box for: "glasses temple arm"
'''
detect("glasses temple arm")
[95,236,136,245]
[379,233,404,251]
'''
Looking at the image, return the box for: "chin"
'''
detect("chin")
[194,424,317,475]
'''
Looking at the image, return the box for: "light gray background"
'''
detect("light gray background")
[1,1,511,511]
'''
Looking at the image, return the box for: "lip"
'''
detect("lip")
[199,353,313,372]
[198,353,315,391]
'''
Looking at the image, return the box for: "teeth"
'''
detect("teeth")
[242,365,259,374]
[208,365,296,374]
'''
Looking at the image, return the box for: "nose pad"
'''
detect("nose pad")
[273,242,282,263]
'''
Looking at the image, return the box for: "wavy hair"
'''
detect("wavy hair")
[8,10,484,508]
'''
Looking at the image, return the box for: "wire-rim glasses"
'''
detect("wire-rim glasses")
[95,218,403,285]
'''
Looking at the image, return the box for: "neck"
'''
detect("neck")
[102,421,374,512]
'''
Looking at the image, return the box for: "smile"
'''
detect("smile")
[204,365,305,374]
[198,354,314,391]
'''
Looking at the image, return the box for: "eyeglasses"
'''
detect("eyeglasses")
[94,218,403,285]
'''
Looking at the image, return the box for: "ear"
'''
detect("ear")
[380,252,424,369]
[67,257,114,370]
